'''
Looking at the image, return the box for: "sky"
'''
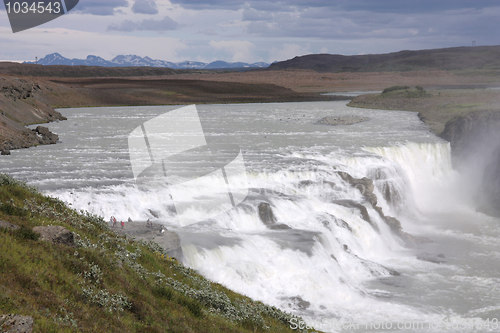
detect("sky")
[0,0,499,63]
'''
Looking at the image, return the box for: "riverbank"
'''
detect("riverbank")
[0,72,345,154]
[0,174,305,332]
[2,61,499,154]
[348,86,500,136]
[0,77,66,154]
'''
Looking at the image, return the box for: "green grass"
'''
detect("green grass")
[0,174,312,333]
[381,85,429,98]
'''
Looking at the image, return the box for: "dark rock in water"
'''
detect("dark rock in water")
[417,253,446,264]
[258,202,277,226]
[33,126,59,145]
[333,199,377,230]
[368,168,404,207]
[0,220,20,231]
[316,115,368,126]
[337,171,377,206]
[268,223,291,230]
[33,225,75,247]
[337,171,404,235]
[148,209,161,219]
[381,182,402,207]
[298,180,314,188]
[382,215,402,233]
[0,314,34,333]
[1,149,11,155]
[287,296,311,310]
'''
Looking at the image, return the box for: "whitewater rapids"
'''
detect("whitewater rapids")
[1,101,499,332]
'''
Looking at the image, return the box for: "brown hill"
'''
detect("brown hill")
[0,62,180,77]
[269,45,500,72]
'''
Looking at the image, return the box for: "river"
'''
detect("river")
[1,101,499,332]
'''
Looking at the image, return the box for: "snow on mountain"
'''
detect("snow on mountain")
[26,53,269,70]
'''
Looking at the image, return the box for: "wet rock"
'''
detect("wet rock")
[333,199,377,230]
[33,225,75,246]
[1,149,11,156]
[148,209,160,219]
[114,222,183,260]
[33,126,58,145]
[0,314,34,333]
[0,220,20,231]
[441,110,500,217]
[382,215,402,234]
[333,218,352,232]
[480,147,500,216]
[288,296,311,310]
[298,180,314,188]
[337,171,377,206]
[160,231,183,260]
[381,183,402,207]
[337,171,403,235]
[268,223,291,230]
[417,253,446,264]
[441,111,500,160]
[258,202,277,226]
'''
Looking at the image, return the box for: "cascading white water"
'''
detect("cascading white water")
[173,141,460,330]
[2,102,499,332]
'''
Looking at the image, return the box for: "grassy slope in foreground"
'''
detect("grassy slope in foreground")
[0,175,309,333]
[348,86,500,135]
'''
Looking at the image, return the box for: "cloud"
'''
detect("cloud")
[0,26,187,61]
[240,2,500,44]
[73,0,128,15]
[209,40,255,62]
[242,7,274,21]
[109,17,179,32]
[132,0,159,15]
[269,43,310,61]
[169,0,500,13]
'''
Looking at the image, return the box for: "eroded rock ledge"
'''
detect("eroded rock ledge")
[0,77,65,154]
[441,110,500,217]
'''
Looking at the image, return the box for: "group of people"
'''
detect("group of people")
[109,216,132,229]
[109,216,166,233]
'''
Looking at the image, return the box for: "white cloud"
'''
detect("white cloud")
[1,0,499,63]
[132,0,159,14]
[0,27,187,61]
[209,40,256,62]
[108,16,178,31]
[269,43,310,62]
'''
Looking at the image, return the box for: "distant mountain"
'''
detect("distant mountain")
[269,45,500,72]
[26,53,269,70]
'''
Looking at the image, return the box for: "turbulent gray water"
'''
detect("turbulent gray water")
[1,101,499,332]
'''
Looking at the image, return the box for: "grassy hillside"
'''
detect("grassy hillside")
[0,175,308,333]
[269,45,500,72]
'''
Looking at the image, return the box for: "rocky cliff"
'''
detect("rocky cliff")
[441,111,500,216]
[0,77,65,154]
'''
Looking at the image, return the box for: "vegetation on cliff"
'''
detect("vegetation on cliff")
[0,175,306,333]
